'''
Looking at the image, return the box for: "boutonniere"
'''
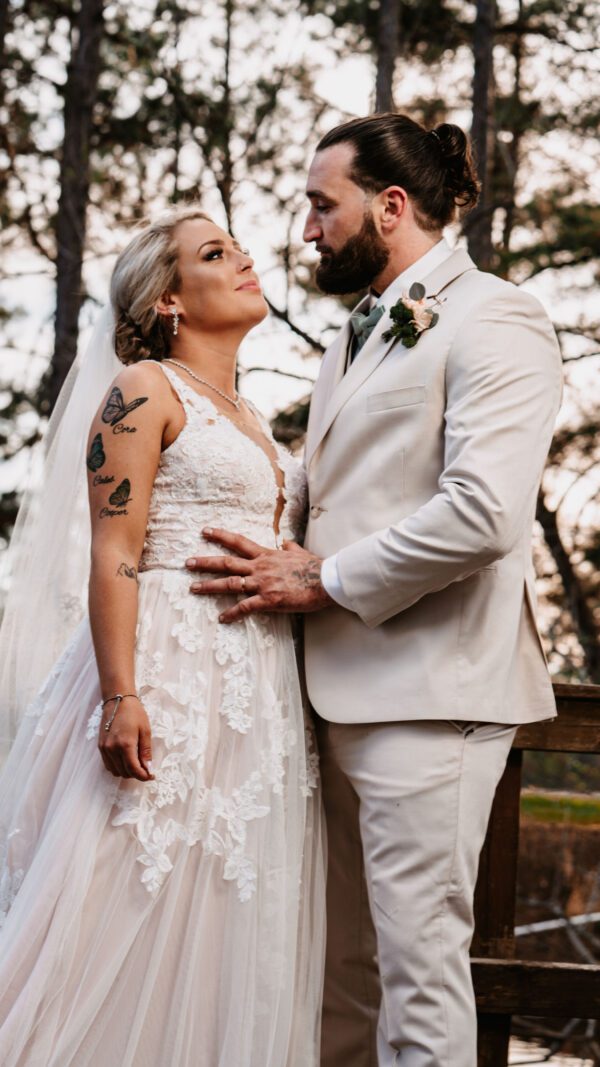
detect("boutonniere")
[383,282,440,349]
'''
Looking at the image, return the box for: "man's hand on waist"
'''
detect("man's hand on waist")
[186,527,334,623]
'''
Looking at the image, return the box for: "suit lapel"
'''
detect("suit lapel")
[420,248,475,301]
[305,295,368,466]
[306,248,477,469]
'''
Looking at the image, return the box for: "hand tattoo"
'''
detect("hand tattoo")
[86,433,106,472]
[116,562,137,581]
[292,562,323,590]
[101,386,147,427]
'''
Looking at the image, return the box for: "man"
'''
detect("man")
[187,114,562,1066]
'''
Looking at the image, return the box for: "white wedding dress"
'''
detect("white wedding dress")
[0,364,325,1067]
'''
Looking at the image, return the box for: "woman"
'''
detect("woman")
[0,205,325,1066]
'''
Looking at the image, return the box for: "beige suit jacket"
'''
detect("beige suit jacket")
[303,249,563,725]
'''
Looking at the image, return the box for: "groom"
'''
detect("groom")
[187,114,562,1066]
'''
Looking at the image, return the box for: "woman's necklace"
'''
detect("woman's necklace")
[163,357,241,411]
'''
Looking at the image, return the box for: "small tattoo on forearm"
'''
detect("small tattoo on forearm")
[93,474,115,486]
[99,507,128,518]
[101,386,148,427]
[112,424,137,435]
[86,433,106,472]
[116,562,137,580]
[109,479,132,507]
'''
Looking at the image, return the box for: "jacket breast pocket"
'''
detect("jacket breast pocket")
[367,386,426,412]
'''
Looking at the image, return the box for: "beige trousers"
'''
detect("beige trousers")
[316,717,516,1067]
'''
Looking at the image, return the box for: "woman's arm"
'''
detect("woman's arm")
[86,362,180,781]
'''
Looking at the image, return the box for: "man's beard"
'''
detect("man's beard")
[315,212,390,295]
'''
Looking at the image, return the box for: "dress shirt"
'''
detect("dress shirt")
[320,238,453,611]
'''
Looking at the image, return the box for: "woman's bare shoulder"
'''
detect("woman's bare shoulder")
[105,359,173,397]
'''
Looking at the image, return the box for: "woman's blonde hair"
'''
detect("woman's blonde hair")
[110,204,212,364]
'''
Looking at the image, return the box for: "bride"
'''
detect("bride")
[0,204,325,1066]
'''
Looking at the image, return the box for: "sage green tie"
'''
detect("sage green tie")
[349,304,385,360]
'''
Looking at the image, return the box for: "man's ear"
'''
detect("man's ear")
[375,186,408,233]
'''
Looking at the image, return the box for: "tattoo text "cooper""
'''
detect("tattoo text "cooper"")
[99,507,128,518]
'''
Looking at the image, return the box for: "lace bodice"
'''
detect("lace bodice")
[139,364,307,572]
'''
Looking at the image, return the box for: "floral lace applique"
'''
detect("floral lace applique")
[25,638,79,736]
[190,771,271,903]
[300,722,320,798]
[212,622,255,734]
[86,702,103,740]
[137,365,308,574]
[0,830,25,930]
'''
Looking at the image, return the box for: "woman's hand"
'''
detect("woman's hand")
[98,696,154,782]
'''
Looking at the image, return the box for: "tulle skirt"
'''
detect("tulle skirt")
[0,569,325,1066]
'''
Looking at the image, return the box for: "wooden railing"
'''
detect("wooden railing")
[472,683,600,1066]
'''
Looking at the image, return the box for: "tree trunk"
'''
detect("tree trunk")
[375,0,400,111]
[218,0,234,227]
[41,0,104,414]
[170,3,183,202]
[536,492,600,683]
[499,0,523,264]
[465,0,496,269]
[0,0,9,68]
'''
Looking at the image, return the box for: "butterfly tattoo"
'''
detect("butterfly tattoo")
[109,479,132,507]
[101,387,148,427]
[86,433,106,472]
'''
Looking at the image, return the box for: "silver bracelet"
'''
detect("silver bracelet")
[102,692,138,733]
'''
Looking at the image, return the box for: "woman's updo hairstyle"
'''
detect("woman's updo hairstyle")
[110,204,212,365]
[317,114,480,232]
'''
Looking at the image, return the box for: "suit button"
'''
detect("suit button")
[310,505,322,519]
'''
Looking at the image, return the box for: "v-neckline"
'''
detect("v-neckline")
[162,364,287,538]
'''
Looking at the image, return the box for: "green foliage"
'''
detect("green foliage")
[521,789,600,825]
[524,753,600,795]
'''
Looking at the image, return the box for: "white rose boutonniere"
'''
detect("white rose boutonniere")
[383,282,440,349]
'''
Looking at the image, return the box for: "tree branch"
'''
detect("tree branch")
[265,298,325,353]
[536,490,600,682]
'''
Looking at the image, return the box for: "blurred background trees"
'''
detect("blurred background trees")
[1,0,599,685]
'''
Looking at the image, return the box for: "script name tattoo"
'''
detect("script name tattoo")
[93,474,115,486]
[99,507,128,518]
[86,433,106,472]
[101,386,148,427]
[116,562,137,581]
[112,424,137,435]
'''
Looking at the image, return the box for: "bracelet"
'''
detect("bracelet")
[101,692,138,733]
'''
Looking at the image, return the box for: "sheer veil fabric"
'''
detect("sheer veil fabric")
[0,307,121,766]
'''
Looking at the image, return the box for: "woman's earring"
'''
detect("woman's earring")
[171,308,179,336]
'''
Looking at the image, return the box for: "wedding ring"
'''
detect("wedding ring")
[240,576,246,592]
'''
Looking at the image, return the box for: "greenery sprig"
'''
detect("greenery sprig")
[382,282,440,349]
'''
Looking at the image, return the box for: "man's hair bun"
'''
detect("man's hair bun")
[431,123,480,210]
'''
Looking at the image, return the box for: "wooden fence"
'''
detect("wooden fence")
[472,683,600,1065]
